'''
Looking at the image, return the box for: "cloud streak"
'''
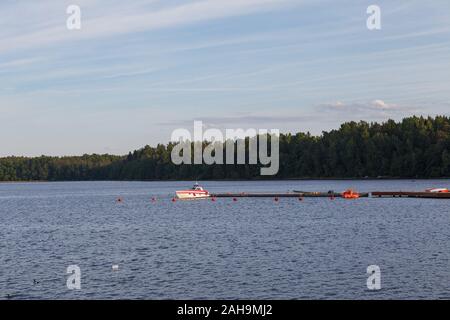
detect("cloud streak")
[317,100,422,121]
[159,112,316,127]
[0,0,300,54]
[1,0,449,155]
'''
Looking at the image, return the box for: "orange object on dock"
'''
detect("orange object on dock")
[342,189,360,199]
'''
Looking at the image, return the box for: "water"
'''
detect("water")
[0,180,449,300]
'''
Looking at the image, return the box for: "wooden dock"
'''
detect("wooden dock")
[293,191,369,198]
[372,191,450,199]
[210,192,369,198]
[208,191,449,199]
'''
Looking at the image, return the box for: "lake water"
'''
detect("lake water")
[0,180,449,300]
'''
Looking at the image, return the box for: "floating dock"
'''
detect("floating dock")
[293,191,369,198]
[372,191,450,199]
[210,192,369,198]
[209,191,449,199]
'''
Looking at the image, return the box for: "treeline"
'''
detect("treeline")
[0,154,122,181]
[2,116,450,181]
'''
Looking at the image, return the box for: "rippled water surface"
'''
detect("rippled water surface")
[1,180,449,299]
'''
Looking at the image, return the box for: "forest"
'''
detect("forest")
[1,116,450,181]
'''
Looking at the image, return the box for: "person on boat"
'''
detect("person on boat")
[192,183,203,191]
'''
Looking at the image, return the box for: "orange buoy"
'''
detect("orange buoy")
[171,197,177,202]
[116,197,123,203]
[211,197,216,202]
[274,197,279,202]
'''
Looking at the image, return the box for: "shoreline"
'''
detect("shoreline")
[1,177,450,184]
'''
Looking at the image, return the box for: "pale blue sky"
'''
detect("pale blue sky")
[1,0,449,156]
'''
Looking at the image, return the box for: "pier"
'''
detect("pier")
[208,191,450,199]
[372,191,450,199]
[210,192,370,198]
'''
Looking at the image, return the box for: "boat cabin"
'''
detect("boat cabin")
[192,183,204,191]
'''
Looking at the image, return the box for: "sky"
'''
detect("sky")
[0,0,449,156]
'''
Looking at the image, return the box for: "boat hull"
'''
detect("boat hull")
[176,190,210,200]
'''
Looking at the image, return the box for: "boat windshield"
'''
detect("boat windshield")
[193,184,203,191]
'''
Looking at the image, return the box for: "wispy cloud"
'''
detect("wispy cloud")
[0,0,300,54]
[160,99,423,129]
[317,100,421,121]
[1,0,450,155]
[0,58,42,70]
[159,112,316,127]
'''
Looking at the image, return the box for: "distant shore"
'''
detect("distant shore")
[3,116,450,182]
[2,177,450,183]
